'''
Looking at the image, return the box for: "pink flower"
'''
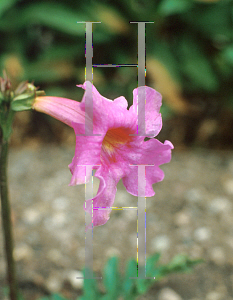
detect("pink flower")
[33,82,173,228]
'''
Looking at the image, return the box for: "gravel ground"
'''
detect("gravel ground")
[1,145,233,300]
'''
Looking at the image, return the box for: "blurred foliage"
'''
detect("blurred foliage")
[1,0,233,148]
[2,253,202,299]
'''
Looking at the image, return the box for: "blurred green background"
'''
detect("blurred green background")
[1,0,233,149]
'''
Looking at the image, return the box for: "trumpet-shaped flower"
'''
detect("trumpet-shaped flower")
[33,82,173,228]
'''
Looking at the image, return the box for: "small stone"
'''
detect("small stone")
[209,197,231,214]
[66,270,84,289]
[44,212,67,229]
[51,212,67,227]
[205,291,222,300]
[216,285,227,296]
[47,249,64,264]
[151,235,170,252]
[184,188,202,202]
[13,243,33,261]
[174,211,190,226]
[46,274,62,293]
[224,179,233,195]
[105,247,121,258]
[52,197,68,210]
[226,237,233,249]
[158,287,183,300]
[22,208,42,225]
[209,247,225,265]
[194,227,211,242]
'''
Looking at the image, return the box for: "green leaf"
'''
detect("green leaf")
[103,256,121,300]
[0,286,25,300]
[37,45,83,61]
[51,294,68,300]
[179,36,218,92]
[122,259,137,300]
[23,61,69,83]
[146,253,160,270]
[136,278,150,295]
[158,0,192,16]
[160,103,174,120]
[80,269,100,300]
[161,254,203,275]
[146,253,162,278]
[0,0,18,18]
[135,254,161,295]
[153,39,182,85]
[37,294,68,300]
[222,44,233,66]
[181,1,233,39]
[0,3,87,35]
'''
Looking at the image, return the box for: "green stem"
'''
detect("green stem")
[0,138,18,300]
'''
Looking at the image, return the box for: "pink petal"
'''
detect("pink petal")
[84,165,124,229]
[77,82,131,133]
[33,96,85,127]
[122,139,174,197]
[130,86,162,137]
[113,96,129,109]
[68,133,103,185]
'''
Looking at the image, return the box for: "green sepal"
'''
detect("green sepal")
[11,93,35,111]
[36,90,46,97]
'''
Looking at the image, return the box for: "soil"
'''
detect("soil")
[1,145,233,300]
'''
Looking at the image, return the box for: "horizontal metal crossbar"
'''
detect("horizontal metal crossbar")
[93,64,137,67]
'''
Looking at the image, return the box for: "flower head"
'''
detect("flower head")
[33,82,173,228]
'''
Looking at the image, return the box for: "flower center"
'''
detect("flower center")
[101,127,133,161]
